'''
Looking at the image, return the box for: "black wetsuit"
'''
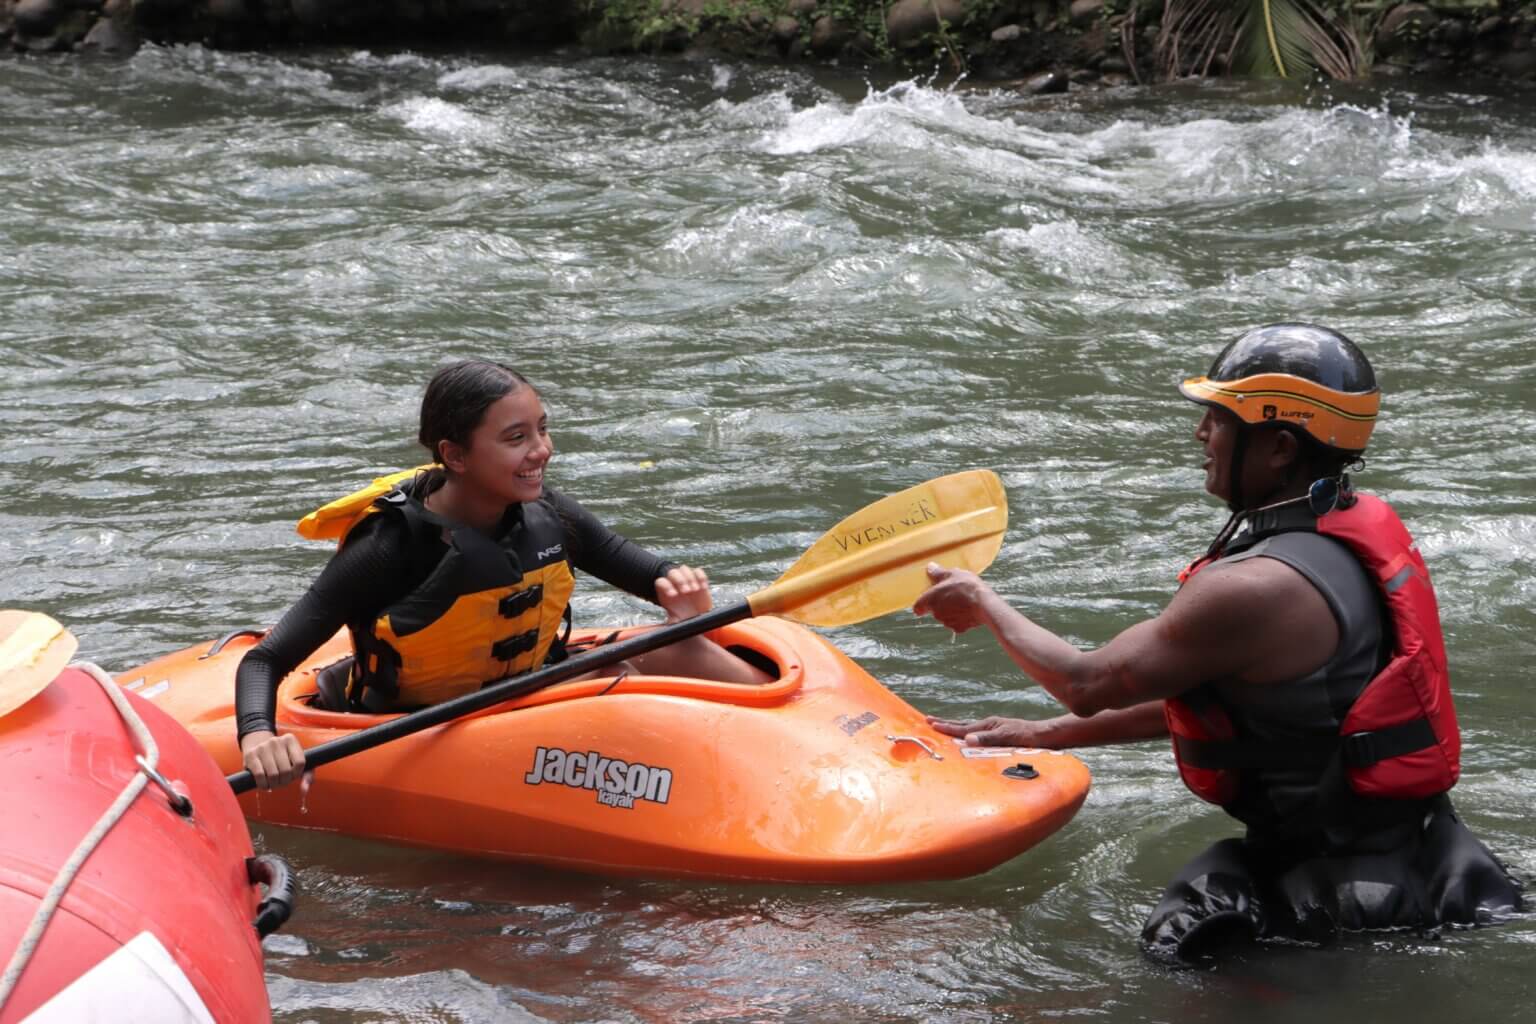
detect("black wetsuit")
[235,488,675,741]
[1142,529,1522,962]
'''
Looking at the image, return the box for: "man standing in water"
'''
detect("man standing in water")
[915,323,1520,962]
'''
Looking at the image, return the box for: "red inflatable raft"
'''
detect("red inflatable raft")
[0,613,290,1024]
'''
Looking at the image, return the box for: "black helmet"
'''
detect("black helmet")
[1179,323,1379,454]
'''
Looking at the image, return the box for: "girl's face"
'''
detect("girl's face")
[455,386,552,505]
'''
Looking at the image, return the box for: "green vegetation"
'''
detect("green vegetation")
[1155,0,1374,79]
[584,1,914,64]
[579,0,1536,87]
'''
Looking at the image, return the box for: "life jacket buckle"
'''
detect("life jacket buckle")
[491,629,539,662]
[499,586,543,618]
[1341,730,1379,768]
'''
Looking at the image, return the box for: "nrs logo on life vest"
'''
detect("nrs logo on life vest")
[523,746,673,809]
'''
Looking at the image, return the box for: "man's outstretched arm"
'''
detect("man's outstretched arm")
[914,557,1336,718]
[927,700,1169,750]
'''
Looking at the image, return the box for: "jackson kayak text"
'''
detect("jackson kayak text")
[523,746,674,809]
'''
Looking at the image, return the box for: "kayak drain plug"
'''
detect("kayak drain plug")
[1003,763,1039,780]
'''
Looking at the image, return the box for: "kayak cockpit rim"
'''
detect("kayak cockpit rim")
[276,619,806,728]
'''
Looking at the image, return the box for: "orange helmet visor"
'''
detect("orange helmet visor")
[1179,372,1379,452]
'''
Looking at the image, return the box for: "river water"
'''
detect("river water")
[4,45,1535,1023]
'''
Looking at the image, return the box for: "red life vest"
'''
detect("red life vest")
[1164,493,1460,808]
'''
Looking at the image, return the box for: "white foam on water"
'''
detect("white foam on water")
[707,89,797,129]
[784,237,1006,306]
[711,63,735,90]
[756,81,1127,200]
[762,80,1072,159]
[261,932,312,956]
[1389,142,1536,222]
[1086,116,1249,191]
[987,220,1138,280]
[156,42,337,90]
[1077,103,1422,202]
[381,96,502,145]
[656,204,835,271]
[1421,514,1536,566]
[267,969,548,1022]
[1069,100,1534,229]
[128,42,346,101]
[231,164,372,200]
[347,49,438,70]
[1219,254,1390,304]
[437,64,529,92]
[759,93,896,155]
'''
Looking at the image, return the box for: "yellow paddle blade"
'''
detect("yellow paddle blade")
[750,470,1008,627]
[0,610,78,718]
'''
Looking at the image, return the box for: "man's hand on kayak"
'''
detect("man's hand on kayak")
[913,563,996,633]
[930,704,1171,750]
[240,730,306,790]
[926,715,1061,748]
[655,565,713,623]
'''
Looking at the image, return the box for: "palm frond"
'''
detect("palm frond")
[1297,4,1368,79]
[1235,0,1316,78]
[1154,0,1367,82]
[1158,0,1241,80]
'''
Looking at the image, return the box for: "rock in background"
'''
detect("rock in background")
[1,0,1535,92]
[2,0,585,53]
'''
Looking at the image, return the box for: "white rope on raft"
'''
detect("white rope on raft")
[0,662,170,1012]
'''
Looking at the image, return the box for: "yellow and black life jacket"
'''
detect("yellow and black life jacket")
[297,467,575,710]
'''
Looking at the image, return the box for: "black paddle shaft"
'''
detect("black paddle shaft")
[227,601,750,795]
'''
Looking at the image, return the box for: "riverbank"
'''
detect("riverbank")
[3,0,1536,92]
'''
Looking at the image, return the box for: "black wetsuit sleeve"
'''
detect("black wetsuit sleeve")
[234,520,417,741]
[546,489,677,602]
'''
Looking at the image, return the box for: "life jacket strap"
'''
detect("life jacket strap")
[1170,733,1228,772]
[1341,717,1437,768]
[1172,732,1336,773]
[349,630,402,710]
[1173,719,1434,778]
[543,606,579,665]
[313,656,354,712]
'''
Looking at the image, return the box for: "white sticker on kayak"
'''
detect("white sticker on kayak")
[834,711,879,736]
[523,746,672,809]
[139,680,170,700]
[20,931,217,1024]
[957,745,1068,758]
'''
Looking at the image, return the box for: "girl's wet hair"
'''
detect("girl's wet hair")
[416,360,532,492]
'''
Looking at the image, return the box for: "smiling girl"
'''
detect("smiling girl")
[236,360,770,790]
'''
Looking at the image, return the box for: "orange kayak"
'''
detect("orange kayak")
[119,618,1090,883]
